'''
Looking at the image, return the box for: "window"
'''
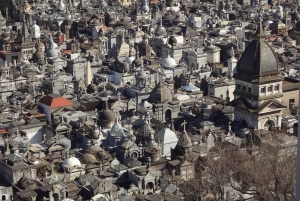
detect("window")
[237,84,241,89]
[275,85,279,90]
[248,88,252,93]
[243,86,246,91]
[261,88,265,93]
[267,86,272,92]
[289,99,295,104]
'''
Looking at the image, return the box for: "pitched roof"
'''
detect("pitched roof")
[38,94,73,108]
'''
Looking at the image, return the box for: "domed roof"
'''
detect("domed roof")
[57,0,66,11]
[292,10,300,21]
[148,80,172,103]
[33,50,45,59]
[140,118,153,138]
[110,113,125,138]
[160,55,177,68]
[132,56,141,67]
[112,58,130,73]
[110,120,125,138]
[274,36,283,43]
[136,69,147,78]
[155,128,177,143]
[155,19,167,36]
[89,123,100,139]
[81,153,97,164]
[24,1,31,11]
[62,156,81,168]
[124,56,135,64]
[177,130,192,148]
[235,21,282,83]
[98,101,115,128]
[168,35,177,46]
[86,83,97,94]
[86,145,102,154]
[282,35,292,42]
[99,0,107,7]
[46,47,59,58]
[121,140,134,149]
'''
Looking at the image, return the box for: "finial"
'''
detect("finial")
[183,120,187,132]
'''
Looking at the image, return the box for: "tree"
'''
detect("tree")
[179,140,296,201]
[205,141,296,200]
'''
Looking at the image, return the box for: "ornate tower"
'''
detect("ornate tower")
[232,19,285,131]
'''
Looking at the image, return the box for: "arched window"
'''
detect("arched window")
[2,195,6,200]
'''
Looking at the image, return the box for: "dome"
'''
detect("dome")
[81,153,97,164]
[148,81,172,103]
[86,83,97,94]
[112,58,130,73]
[99,108,114,128]
[292,11,300,21]
[99,0,107,7]
[136,69,147,78]
[274,36,283,43]
[86,145,102,154]
[124,56,135,64]
[110,120,125,138]
[168,35,177,46]
[140,119,153,138]
[132,57,141,68]
[160,55,177,68]
[177,130,192,148]
[155,128,177,143]
[79,35,88,43]
[57,0,66,11]
[155,19,167,36]
[46,47,59,58]
[235,21,281,83]
[24,1,31,11]
[282,36,292,42]
[33,51,45,59]
[62,156,81,169]
[121,140,134,149]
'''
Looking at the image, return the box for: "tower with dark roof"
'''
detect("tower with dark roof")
[231,18,285,131]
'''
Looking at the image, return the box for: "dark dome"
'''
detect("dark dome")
[85,145,102,154]
[292,11,300,21]
[274,37,283,43]
[168,35,177,47]
[112,58,130,73]
[81,154,97,164]
[295,21,300,32]
[98,108,114,128]
[132,57,141,68]
[235,22,282,83]
[86,83,97,94]
[282,36,292,42]
[155,26,167,36]
[148,82,172,103]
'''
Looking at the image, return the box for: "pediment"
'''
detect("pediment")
[258,101,285,114]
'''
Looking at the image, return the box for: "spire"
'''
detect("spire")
[254,17,265,39]
[22,20,29,39]
[183,120,187,133]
